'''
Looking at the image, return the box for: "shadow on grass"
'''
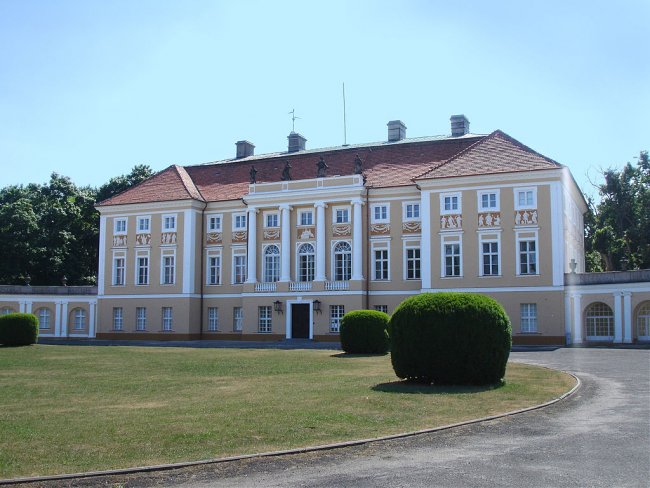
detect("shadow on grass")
[330,352,389,359]
[372,379,505,395]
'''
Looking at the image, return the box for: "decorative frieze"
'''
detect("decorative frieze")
[206,232,222,244]
[161,232,177,245]
[515,209,538,226]
[402,221,421,234]
[113,235,127,247]
[263,229,281,240]
[440,214,462,230]
[297,227,315,240]
[370,223,390,235]
[135,233,151,246]
[333,224,352,237]
[478,212,501,228]
[232,231,247,243]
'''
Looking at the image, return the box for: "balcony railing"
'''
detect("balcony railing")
[289,282,312,292]
[255,282,277,292]
[325,281,349,291]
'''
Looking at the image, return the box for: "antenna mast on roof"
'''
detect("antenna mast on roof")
[288,109,300,132]
[342,82,348,146]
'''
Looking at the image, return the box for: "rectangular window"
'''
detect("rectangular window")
[233,213,247,229]
[373,249,389,280]
[519,240,537,275]
[162,307,173,331]
[520,303,538,333]
[163,255,175,284]
[264,246,280,282]
[233,254,247,284]
[334,208,350,224]
[258,306,272,333]
[113,257,125,286]
[406,247,421,280]
[114,218,127,234]
[137,216,150,233]
[298,245,315,282]
[208,215,222,231]
[440,192,461,214]
[163,215,176,231]
[38,309,50,329]
[208,307,219,331]
[233,307,243,331]
[481,241,500,276]
[404,203,420,220]
[136,307,147,331]
[374,305,389,314]
[444,243,461,277]
[112,307,123,331]
[265,213,279,228]
[74,309,86,330]
[371,204,389,223]
[207,255,222,285]
[515,187,537,210]
[334,242,352,281]
[299,210,313,226]
[137,256,149,285]
[478,191,499,211]
[330,305,345,333]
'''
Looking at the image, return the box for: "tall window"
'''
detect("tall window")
[233,254,247,284]
[136,307,147,331]
[585,302,614,339]
[208,307,219,331]
[520,304,537,333]
[113,307,123,331]
[373,249,389,280]
[263,245,280,282]
[258,306,272,333]
[113,257,125,286]
[208,255,222,285]
[73,308,86,330]
[233,307,243,331]
[482,241,499,276]
[299,210,313,226]
[298,243,315,282]
[137,256,149,285]
[334,241,352,281]
[162,307,173,331]
[37,308,50,329]
[330,305,345,333]
[444,243,461,277]
[406,247,421,280]
[519,240,537,275]
[637,302,650,339]
[163,255,175,284]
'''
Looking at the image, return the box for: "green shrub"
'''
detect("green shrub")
[340,310,390,354]
[389,293,511,385]
[0,313,39,346]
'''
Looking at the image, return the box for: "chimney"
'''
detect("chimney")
[287,131,307,153]
[387,120,407,142]
[450,114,470,137]
[235,140,255,159]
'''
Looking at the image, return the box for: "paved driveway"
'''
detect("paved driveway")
[25,348,650,487]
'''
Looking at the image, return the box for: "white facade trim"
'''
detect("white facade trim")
[182,209,196,293]
[550,181,565,286]
[98,216,107,295]
[285,299,314,339]
[420,191,432,288]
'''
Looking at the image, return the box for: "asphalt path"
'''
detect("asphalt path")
[18,348,650,487]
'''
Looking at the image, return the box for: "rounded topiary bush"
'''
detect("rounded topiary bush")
[390,293,511,385]
[340,310,390,354]
[0,312,39,346]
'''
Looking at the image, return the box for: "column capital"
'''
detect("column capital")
[351,198,365,206]
[247,206,259,214]
[314,201,328,209]
[279,204,293,212]
[622,291,633,297]
[612,291,624,297]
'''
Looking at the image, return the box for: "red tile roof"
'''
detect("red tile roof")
[97,131,563,207]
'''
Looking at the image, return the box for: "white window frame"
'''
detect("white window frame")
[374,305,389,314]
[371,240,390,281]
[112,250,126,286]
[296,242,315,282]
[136,215,150,234]
[370,203,390,224]
[440,234,463,278]
[160,250,176,285]
[258,306,272,333]
[516,230,539,276]
[113,307,124,331]
[332,240,352,281]
[233,212,247,230]
[263,244,281,283]
[332,206,350,224]
[114,217,127,235]
[162,307,173,331]
[263,211,280,228]
[440,192,462,215]
[514,187,537,210]
[73,308,86,330]
[403,241,421,280]
[330,305,345,333]
[233,307,243,331]
[37,308,51,329]
[207,307,219,331]
[298,209,313,226]
[162,214,177,232]
[402,201,421,222]
[520,303,538,333]
[232,247,247,284]
[477,190,500,212]
[479,233,501,277]
[135,249,150,286]
[136,307,147,331]
[206,248,223,286]
[207,213,223,232]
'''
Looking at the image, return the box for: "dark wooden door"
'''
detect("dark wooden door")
[291,304,310,339]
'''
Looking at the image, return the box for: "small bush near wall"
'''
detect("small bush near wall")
[340,310,390,354]
[0,313,39,346]
[390,293,512,385]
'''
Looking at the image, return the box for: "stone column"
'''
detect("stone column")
[420,191,432,289]
[623,292,632,343]
[280,205,292,281]
[89,301,97,338]
[61,301,69,338]
[351,199,364,280]
[315,201,327,281]
[245,207,258,283]
[613,292,623,343]
[55,301,62,337]
[572,294,582,343]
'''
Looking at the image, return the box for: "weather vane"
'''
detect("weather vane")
[289,108,301,132]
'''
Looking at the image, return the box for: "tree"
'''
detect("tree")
[96,164,154,203]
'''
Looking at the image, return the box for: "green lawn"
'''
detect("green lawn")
[0,345,575,479]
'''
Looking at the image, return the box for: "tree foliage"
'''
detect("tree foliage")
[585,151,649,271]
[0,165,153,285]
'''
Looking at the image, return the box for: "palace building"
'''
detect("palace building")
[2,115,649,345]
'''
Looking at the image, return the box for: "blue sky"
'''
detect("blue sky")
[1,0,647,199]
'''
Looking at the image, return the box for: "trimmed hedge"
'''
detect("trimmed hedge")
[0,313,39,346]
[340,310,390,354]
[390,293,511,385]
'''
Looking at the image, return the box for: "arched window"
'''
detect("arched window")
[1,307,14,315]
[37,308,51,329]
[263,245,280,283]
[72,308,86,330]
[585,302,614,340]
[297,243,315,282]
[333,241,352,281]
[637,302,650,340]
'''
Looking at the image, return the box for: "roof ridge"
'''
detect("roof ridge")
[491,130,563,167]
[173,164,205,202]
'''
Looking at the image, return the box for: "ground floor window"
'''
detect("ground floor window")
[136,307,147,331]
[330,305,345,333]
[637,302,650,339]
[233,307,243,331]
[73,308,86,330]
[208,307,219,331]
[162,307,173,331]
[112,307,123,331]
[37,308,50,329]
[520,303,537,333]
[258,306,272,333]
[374,305,388,314]
[585,302,614,339]
[1,307,13,315]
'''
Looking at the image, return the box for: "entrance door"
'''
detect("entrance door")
[291,304,310,339]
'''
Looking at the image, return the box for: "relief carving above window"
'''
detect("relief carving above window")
[370,223,390,235]
[332,224,352,237]
[263,229,281,240]
[440,214,462,230]
[402,221,421,234]
[478,212,501,228]
[297,227,315,240]
[135,234,151,246]
[206,232,222,244]
[161,232,177,245]
[514,209,538,226]
[232,231,248,243]
[113,235,128,247]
